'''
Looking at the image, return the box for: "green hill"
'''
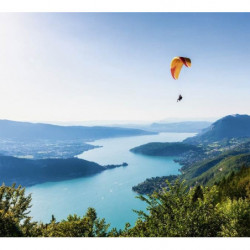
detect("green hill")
[0,155,125,186]
[186,153,250,187]
[132,142,250,195]
[130,142,201,156]
[217,166,250,200]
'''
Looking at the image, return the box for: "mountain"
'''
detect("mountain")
[148,121,211,133]
[131,114,250,195]
[186,153,250,187]
[132,151,250,195]
[184,114,250,144]
[110,121,211,133]
[0,155,125,186]
[0,120,155,142]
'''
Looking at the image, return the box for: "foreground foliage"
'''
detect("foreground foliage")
[0,184,34,236]
[0,173,249,237]
[125,181,249,237]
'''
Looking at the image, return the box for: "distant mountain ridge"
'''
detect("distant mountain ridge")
[0,119,155,142]
[110,121,211,133]
[148,121,211,133]
[184,114,250,144]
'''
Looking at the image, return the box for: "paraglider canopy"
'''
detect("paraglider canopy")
[170,57,191,80]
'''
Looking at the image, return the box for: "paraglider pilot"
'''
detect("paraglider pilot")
[177,94,183,102]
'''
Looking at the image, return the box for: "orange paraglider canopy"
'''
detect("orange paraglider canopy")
[170,57,191,80]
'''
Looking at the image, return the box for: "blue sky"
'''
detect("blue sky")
[0,13,250,123]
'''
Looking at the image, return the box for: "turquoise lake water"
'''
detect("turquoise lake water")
[26,132,195,229]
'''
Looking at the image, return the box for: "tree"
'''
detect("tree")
[0,183,35,236]
[40,208,110,237]
[219,198,250,237]
[192,185,203,202]
[126,180,250,237]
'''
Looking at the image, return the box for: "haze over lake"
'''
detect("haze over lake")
[26,132,194,229]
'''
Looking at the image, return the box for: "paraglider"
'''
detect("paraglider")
[170,56,191,102]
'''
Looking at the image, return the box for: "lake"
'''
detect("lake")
[26,132,195,229]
